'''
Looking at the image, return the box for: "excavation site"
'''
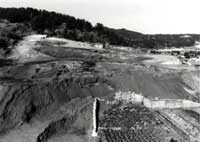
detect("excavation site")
[0,7,200,142]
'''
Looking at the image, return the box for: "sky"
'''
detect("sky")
[1,0,200,34]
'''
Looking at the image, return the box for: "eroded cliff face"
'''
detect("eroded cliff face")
[0,72,113,130]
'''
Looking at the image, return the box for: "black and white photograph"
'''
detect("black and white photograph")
[0,0,200,142]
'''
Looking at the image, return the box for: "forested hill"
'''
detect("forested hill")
[0,7,200,48]
[0,7,138,46]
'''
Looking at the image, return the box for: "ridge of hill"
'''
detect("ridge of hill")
[0,7,200,50]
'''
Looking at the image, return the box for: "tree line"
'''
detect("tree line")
[0,7,133,46]
[0,7,199,48]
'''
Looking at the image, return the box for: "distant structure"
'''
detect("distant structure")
[92,98,98,137]
[114,91,200,109]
